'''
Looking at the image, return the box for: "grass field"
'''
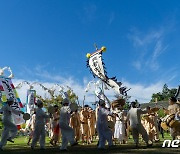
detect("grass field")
[0,132,180,154]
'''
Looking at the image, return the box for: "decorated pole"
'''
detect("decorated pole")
[86,45,129,97]
[0,66,25,125]
[0,66,14,79]
[85,80,111,108]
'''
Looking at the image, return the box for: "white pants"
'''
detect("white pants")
[31,124,45,148]
[114,121,126,141]
[59,122,75,150]
[131,124,149,145]
[97,123,113,149]
[0,120,17,148]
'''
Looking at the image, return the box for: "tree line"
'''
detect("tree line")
[150,84,177,102]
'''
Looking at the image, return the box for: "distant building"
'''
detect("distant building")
[140,101,169,109]
[141,86,180,109]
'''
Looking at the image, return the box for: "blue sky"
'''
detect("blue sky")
[0,0,180,103]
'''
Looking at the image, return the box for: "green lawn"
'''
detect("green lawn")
[0,132,180,154]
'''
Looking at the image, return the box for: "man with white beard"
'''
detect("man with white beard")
[59,98,78,151]
[0,97,24,151]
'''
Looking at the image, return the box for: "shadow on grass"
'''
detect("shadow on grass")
[1,142,180,154]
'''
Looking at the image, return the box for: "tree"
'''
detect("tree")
[150,84,177,102]
[151,92,163,102]
[36,89,79,110]
[158,108,166,118]
[162,84,169,100]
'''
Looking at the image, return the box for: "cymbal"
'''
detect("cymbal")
[170,120,180,128]
[23,113,30,120]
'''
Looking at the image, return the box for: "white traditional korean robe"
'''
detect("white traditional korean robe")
[31,108,49,149]
[0,105,22,149]
[127,107,149,145]
[96,106,113,149]
[59,106,75,150]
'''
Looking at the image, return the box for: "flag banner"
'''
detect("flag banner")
[86,46,129,96]
[0,76,25,125]
[26,89,36,114]
[94,87,105,101]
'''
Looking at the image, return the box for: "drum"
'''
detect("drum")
[48,106,55,114]
[161,122,168,131]
[23,113,30,120]
[171,120,180,129]
[107,121,115,129]
[70,103,78,112]
[162,114,175,128]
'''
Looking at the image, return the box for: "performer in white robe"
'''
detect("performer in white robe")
[31,100,49,150]
[114,106,126,144]
[127,101,151,148]
[0,97,24,151]
[96,100,114,149]
[59,98,77,151]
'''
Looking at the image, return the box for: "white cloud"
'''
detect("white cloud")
[123,81,164,103]
[12,76,165,106]
[128,28,168,71]
[10,65,168,105]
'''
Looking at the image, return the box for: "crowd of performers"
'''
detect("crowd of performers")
[0,96,180,151]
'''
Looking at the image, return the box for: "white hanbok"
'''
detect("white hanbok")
[59,106,75,150]
[31,108,49,149]
[96,106,113,149]
[127,107,149,145]
[114,110,126,141]
[0,105,22,149]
